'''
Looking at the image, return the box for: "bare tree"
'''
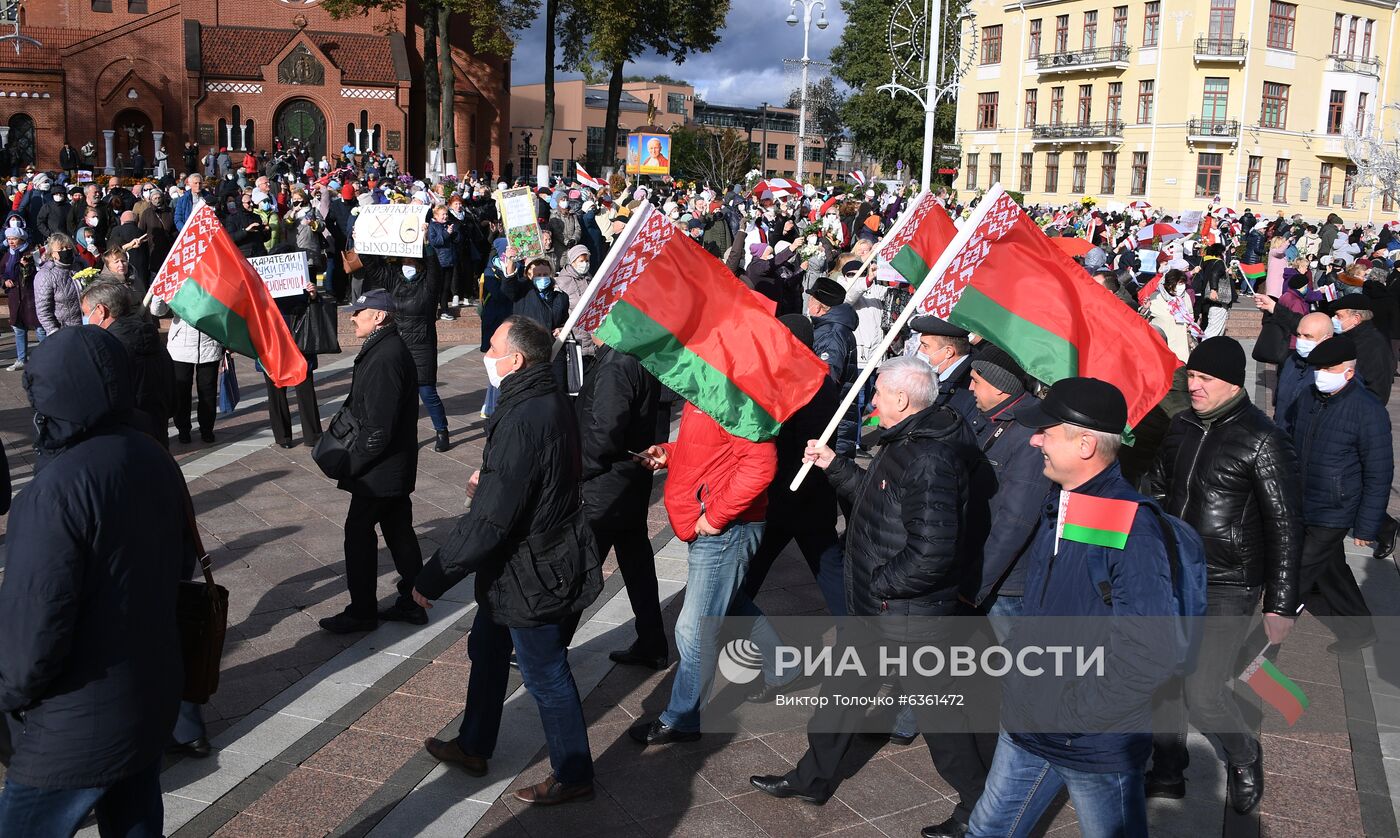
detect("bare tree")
[1345,102,1400,208]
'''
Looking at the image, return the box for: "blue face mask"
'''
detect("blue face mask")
[401,264,418,281]
[534,276,551,291]
[1332,315,1345,334]
[81,310,91,326]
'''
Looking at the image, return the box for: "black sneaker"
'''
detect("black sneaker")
[318,611,378,634]
[177,430,192,444]
[200,430,216,444]
[378,601,429,625]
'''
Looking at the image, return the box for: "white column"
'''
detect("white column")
[225,123,234,150]
[355,128,363,154]
[238,123,247,151]
[365,127,376,154]
[152,131,165,177]
[103,130,116,175]
[0,127,8,152]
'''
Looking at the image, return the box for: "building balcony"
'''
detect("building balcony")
[1032,120,1125,143]
[1036,44,1131,75]
[1187,118,1240,143]
[1194,36,1248,62]
[1328,53,1382,76]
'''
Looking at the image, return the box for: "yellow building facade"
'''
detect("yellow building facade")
[954,0,1400,223]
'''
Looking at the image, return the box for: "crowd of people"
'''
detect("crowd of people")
[0,146,1396,837]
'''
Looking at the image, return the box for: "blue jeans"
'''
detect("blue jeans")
[660,521,764,732]
[987,593,1023,644]
[0,757,163,837]
[13,325,45,363]
[419,385,446,431]
[456,609,593,785]
[968,733,1146,838]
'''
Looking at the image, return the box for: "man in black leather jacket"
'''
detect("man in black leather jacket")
[749,355,995,838]
[414,317,602,807]
[1142,337,1303,814]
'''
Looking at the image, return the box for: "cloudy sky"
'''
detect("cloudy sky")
[509,0,848,107]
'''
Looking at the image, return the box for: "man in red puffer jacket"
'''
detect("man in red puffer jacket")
[628,402,777,746]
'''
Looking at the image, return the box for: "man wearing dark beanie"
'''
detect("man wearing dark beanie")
[1143,335,1304,814]
[966,345,1049,626]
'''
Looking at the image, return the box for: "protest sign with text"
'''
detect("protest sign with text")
[351,204,428,257]
[248,251,309,298]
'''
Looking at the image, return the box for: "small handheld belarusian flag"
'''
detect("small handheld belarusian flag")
[862,408,881,428]
[1055,491,1139,553]
[1238,262,1266,281]
[1319,285,1340,302]
[1240,646,1309,725]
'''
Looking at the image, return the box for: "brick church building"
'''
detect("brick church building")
[0,0,510,177]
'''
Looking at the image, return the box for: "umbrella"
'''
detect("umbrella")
[1052,237,1097,258]
[1210,205,1236,218]
[1136,222,1189,242]
[1127,200,1153,210]
[752,178,803,199]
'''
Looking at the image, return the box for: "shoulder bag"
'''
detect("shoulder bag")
[178,485,229,704]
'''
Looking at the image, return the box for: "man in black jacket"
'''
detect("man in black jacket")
[416,317,602,807]
[80,279,173,447]
[911,314,980,430]
[1143,337,1303,814]
[750,356,995,838]
[320,289,425,634]
[576,344,668,668]
[1328,296,1395,405]
[809,276,860,451]
[967,346,1049,623]
[0,326,191,835]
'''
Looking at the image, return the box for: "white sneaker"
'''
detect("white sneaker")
[451,295,461,307]
[6,361,23,371]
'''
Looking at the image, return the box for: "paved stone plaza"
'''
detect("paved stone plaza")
[0,308,1397,837]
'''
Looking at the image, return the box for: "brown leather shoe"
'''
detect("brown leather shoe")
[424,737,487,777]
[512,775,595,805]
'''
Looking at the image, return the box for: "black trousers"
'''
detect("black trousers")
[1297,525,1374,641]
[591,518,666,656]
[343,494,423,619]
[172,360,218,436]
[264,370,322,445]
[789,618,998,824]
[439,263,457,312]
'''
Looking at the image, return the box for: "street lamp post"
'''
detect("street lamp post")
[786,0,829,184]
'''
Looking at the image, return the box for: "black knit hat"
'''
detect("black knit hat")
[1186,336,1246,387]
[970,345,1026,398]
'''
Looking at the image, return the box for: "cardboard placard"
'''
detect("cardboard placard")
[352,204,428,257]
[496,187,543,261]
[247,251,309,298]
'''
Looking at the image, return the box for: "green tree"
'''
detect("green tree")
[559,0,729,172]
[670,124,754,186]
[322,0,537,173]
[830,0,961,176]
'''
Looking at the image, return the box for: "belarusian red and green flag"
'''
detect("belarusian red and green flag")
[564,202,826,441]
[913,186,1180,427]
[1056,491,1138,552]
[1240,648,1309,725]
[877,192,959,288]
[147,205,308,387]
[1238,262,1266,282]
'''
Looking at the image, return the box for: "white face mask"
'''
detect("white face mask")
[1295,338,1318,358]
[484,353,513,388]
[1331,315,1345,334]
[1315,368,1350,393]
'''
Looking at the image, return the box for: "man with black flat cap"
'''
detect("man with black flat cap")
[320,288,425,634]
[809,275,860,450]
[910,314,979,429]
[1143,336,1303,813]
[1328,296,1395,405]
[1288,333,1393,654]
[968,377,1183,838]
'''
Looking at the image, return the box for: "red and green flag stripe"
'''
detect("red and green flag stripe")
[1238,262,1266,280]
[1057,491,1138,550]
[1241,652,1309,725]
[880,193,959,288]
